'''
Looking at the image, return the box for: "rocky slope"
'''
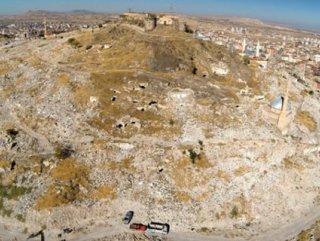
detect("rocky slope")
[0,23,319,240]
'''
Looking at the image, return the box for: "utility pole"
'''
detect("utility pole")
[170,3,174,13]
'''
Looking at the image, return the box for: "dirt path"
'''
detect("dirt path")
[253,206,320,241]
[54,205,320,241]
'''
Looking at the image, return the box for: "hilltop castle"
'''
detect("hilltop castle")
[120,12,184,32]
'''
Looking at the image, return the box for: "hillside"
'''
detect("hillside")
[0,22,319,241]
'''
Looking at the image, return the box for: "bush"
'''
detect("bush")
[243,55,250,65]
[185,24,194,33]
[296,111,317,132]
[67,38,82,49]
[55,145,74,159]
[188,149,200,164]
[230,206,239,219]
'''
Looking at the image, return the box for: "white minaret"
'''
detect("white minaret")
[256,41,260,57]
[242,38,246,53]
[43,18,47,38]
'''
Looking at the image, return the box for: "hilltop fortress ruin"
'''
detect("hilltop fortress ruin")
[120,12,186,32]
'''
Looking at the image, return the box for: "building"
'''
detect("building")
[242,38,247,53]
[120,12,179,32]
[158,15,175,25]
[314,54,320,63]
[256,41,260,57]
[145,17,157,31]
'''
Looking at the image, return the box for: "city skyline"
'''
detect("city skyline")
[1,0,320,32]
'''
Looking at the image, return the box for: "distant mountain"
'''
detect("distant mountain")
[26,10,62,15]
[68,9,100,15]
[25,9,105,16]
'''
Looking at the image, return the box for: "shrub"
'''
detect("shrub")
[55,145,74,159]
[230,206,239,219]
[67,38,82,49]
[296,111,317,132]
[188,149,200,164]
[243,55,250,65]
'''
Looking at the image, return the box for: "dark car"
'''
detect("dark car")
[129,223,147,231]
[123,211,134,224]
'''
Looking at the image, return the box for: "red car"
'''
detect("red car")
[129,223,147,231]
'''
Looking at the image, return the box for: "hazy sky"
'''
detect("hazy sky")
[1,0,320,31]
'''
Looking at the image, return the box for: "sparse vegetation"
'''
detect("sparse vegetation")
[0,184,31,217]
[54,145,74,159]
[0,184,32,200]
[243,55,250,65]
[283,157,304,170]
[188,149,200,164]
[67,38,82,48]
[295,111,317,132]
[175,191,192,202]
[1,15,319,238]
[184,24,194,33]
[230,206,239,219]
[91,185,117,200]
[35,159,90,209]
[199,227,210,233]
[6,128,19,140]
[297,230,311,241]
[16,214,25,222]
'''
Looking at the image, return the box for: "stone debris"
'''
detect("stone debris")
[0,22,319,241]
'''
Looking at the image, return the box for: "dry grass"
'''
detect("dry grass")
[170,157,209,189]
[257,153,269,163]
[107,158,133,171]
[51,73,71,93]
[196,154,212,169]
[91,185,117,200]
[228,194,253,221]
[0,160,8,169]
[195,192,210,202]
[175,191,192,202]
[234,166,252,177]
[0,61,11,75]
[298,230,311,241]
[35,185,80,210]
[295,111,317,132]
[28,55,43,67]
[283,157,304,170]
[215,170,231,183]
[289,92,299,101]
[51,159,90,188]
[35,159,91,209]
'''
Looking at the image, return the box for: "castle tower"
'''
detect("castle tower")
[256,41,260,57]
[242,38,246,53]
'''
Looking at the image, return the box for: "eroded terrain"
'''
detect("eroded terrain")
[0,23,319,241]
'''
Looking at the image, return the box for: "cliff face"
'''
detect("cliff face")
[0,23,319,240]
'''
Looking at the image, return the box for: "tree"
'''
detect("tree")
[243,55,250,65]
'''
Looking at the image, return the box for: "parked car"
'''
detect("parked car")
[129,223,147,231]
[147,222,170,234]
[123,211,134,224]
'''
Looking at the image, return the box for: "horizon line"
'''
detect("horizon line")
[1,9,320,34]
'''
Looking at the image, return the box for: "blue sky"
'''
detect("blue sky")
[1,0,320,31]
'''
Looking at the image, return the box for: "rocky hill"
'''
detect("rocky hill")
[0,22,319,241]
